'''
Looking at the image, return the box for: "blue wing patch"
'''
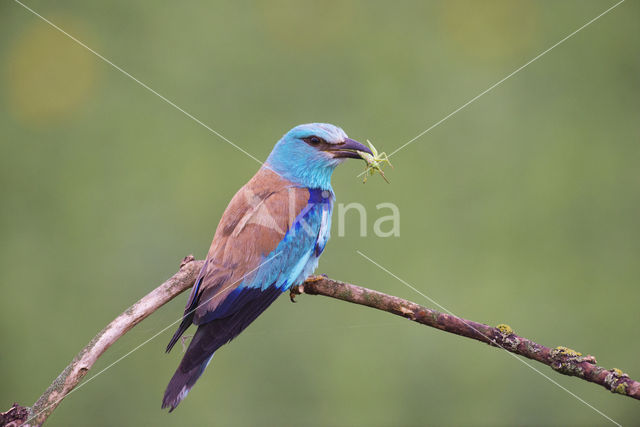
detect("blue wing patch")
[194,188,333,325]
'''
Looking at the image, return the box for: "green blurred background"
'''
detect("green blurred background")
[1,1,638,425]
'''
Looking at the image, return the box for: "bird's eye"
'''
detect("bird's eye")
[303,136,325,146]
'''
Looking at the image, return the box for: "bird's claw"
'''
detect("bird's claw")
[289,285,302,303]
[180,254,195,269]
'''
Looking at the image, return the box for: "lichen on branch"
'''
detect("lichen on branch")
[2,259,638,427]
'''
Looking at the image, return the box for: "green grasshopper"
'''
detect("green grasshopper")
[357,140,393,183]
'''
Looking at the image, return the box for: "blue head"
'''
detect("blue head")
[265,123,372,190]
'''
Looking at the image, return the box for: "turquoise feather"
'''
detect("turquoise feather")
[162,123,365,411]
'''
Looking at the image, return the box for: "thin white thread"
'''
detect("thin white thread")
[357,0,625,177]
[26,253,281,424]
[13,0,264,166]
[356,250,621,427]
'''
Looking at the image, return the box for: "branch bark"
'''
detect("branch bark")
[292,277,640,400]
[4,257,638,426]
[18,256,205,427]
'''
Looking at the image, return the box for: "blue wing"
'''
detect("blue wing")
[196,187,332,323]
[163,170,333,410]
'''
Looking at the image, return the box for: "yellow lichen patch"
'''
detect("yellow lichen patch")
[611,368,628,377]
[553,346,582,357]
[613,382,628,395]
[496,324,513,335]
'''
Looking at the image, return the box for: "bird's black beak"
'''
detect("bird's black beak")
[327,138,373,159]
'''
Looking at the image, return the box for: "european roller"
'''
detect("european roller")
[162,123,372,410]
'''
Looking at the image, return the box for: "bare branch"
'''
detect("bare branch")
[3,259,637,426]
[19,256,205,427]
[292,276,640,400]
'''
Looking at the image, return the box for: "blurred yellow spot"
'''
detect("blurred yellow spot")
[257,0,355,48]
[441,1,538,61]
[6,17,97,124]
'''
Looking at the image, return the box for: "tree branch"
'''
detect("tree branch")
[292,277,640,400]
[4,257,638,426]
[16,256,205,427]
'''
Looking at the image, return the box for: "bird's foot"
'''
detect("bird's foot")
[180,254,195,269]
[289,285,303,303]
[304,274,327,283]
[290,275,327,302]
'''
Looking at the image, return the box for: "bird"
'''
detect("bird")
[162,123,372,411]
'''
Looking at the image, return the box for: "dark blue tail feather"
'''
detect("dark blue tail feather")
[162,286,282,411]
